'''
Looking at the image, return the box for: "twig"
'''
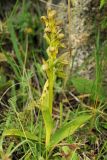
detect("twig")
[39,0,65,8]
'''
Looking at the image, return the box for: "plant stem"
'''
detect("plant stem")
[48,58,54,115]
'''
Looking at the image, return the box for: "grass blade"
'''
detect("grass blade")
[4,52,21,79]
[7,19,23,66]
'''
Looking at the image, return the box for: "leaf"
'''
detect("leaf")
[100,0,106,9]
[4,52,21,79]
[49,113,92,149]
[0,73,12,91]
[7,19,23,66]
[3,129,38,141]
[56,52,69,65]
[39,80,49,111]
[56,71,66,78]
[39,80,53,146]
[71,77,106,102]
[0,80,12,91]
[24,152,31,160]
[70,151,80,160]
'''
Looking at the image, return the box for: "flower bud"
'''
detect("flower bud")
[49,46,56,52]
[58,33,64,39]
[45,27,51,33]
[60,43,66,48]
[48,10,57,19]
[42,64,48,71]
[41,16,47,23]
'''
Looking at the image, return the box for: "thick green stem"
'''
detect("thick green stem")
[42,109,53,147]
[48,59,54,115]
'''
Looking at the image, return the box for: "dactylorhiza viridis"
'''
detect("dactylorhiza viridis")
[40,9,68,146]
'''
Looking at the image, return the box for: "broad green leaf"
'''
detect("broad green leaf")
[3,129,38,141]
[71,77,94,94]
[71,77,106,102]
[49,113,92,149]
[40,80,53,146]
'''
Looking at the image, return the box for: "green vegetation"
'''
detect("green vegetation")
[0,0,107,159]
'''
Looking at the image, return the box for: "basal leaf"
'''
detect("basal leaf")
[71,77,106,102]
[3,129,38,141]
[49,113,92,149]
